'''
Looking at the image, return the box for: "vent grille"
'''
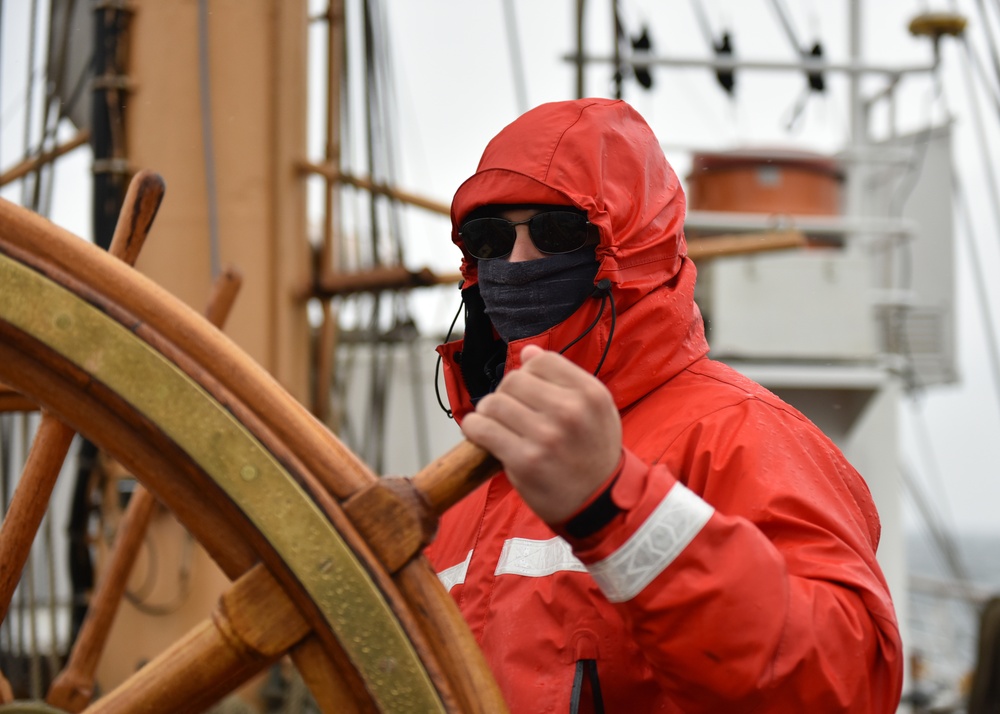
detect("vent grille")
[883,306,957,387]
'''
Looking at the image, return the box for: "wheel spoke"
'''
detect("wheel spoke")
[289,636,377,714]
[411,439,501,518]
[105,170,165,267]
[78,565,311,714]
[0,416,76,623]
[45,487,156,712]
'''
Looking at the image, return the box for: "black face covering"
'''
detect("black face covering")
[476,248,600,342]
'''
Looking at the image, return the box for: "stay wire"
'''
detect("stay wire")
[367,339,391,472]
[502,0,529,114]
[33,0,79,217]
[406,333,432,467]
[365,0,402,264]
[362,0,381,269]
[971,0,1000,99]
[687,0,716,49]
[20,0,40,209]
[964,34,1000,123]
[612,0,624,99]
[898,461,978,609]
[957,35,1000,257]
[198,0,221,280]
[360,293,382,465]
[906,392,965,562]
[953,177,1000,420]
[766,0,805,54]
[956,0,1000,123]
[687,0,736,96]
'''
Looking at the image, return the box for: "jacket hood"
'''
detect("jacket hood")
[441,98,709,419]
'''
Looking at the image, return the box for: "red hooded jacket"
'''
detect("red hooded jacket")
[428,98,903,713]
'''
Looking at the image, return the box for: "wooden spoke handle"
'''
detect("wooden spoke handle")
[343,441,501,574]
[78,565,310,714]
[412,440,501,517]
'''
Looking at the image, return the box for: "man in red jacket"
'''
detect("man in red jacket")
[429,97,903,713]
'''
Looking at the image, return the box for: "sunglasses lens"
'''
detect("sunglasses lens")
[460,211,594,259]
[460,218,515,259]
[529,212,592,254]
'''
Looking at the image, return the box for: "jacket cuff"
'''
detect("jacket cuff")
[559,449,681,562]
[555,449,648,540]
[560,453,625,538]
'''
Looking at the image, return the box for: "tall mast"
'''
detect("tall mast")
[125,0,311,402]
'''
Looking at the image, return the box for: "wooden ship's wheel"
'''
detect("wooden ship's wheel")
[0,173,506,713]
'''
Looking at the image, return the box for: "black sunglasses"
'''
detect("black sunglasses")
[459,211,597,260]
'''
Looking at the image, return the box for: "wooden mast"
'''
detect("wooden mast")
[125,0,310,401]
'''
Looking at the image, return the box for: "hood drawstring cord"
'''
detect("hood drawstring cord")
[435,283,465,420]
[437,279,617,420]
[559,278,617,378]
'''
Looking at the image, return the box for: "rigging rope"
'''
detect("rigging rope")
[965,36,1000,121]
[970,0,1000,100]
[32,0,79,219]
[198,0,222,280]
[956,34,1000,257]
[20,0,40,210]
[952,179,1000,417]
[688,0,715,47]
[686,0,734,94]
[325,0,433,472]
[370,0,407,266]
[962,0,1000,122]
[767,0,805,53]
[612,0,624,99]
[502,0,529,114]
[362,0,382,269]
[900,460,979,609]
